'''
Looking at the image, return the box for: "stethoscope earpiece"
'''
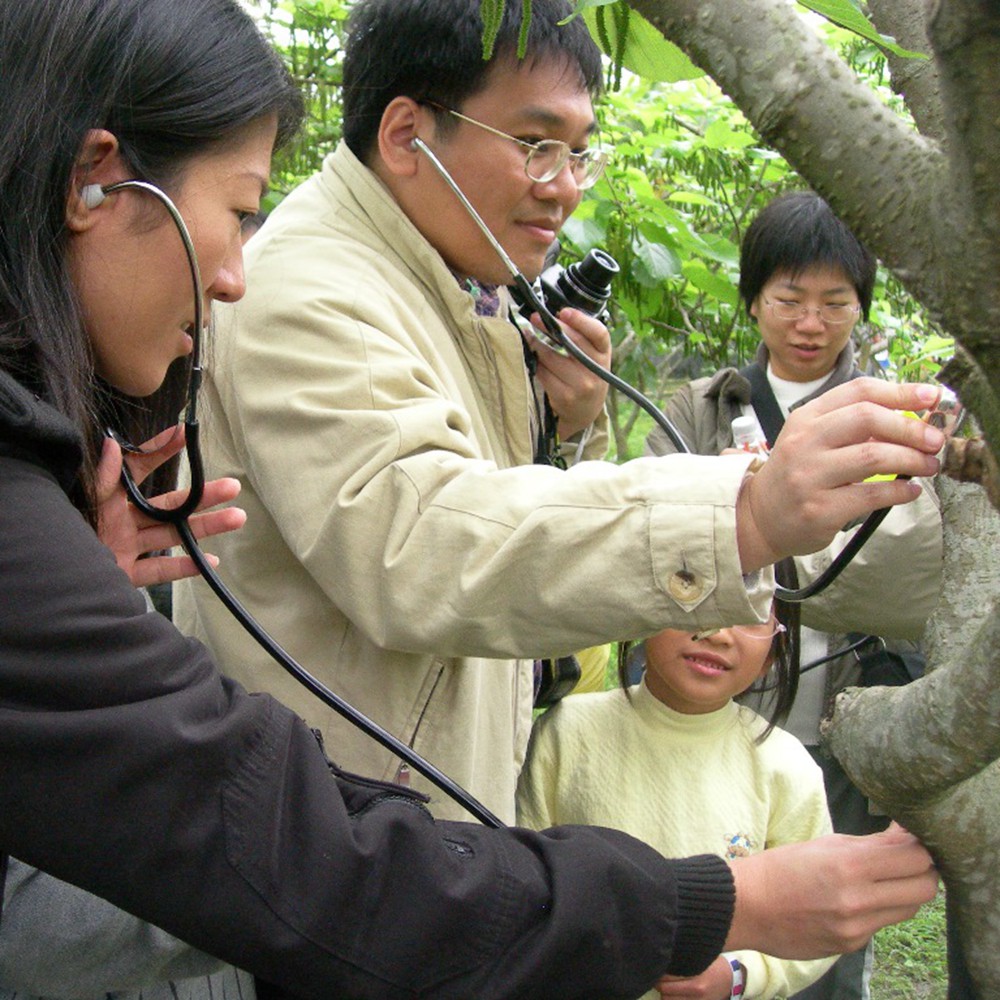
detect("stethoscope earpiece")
[80,184,106,209]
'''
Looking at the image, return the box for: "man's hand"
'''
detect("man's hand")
[656,954,733,998]
[726,825,938,959]
[736,379,945,572]
[96,428,246,589]
[524,307,611,440]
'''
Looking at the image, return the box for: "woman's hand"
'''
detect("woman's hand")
[96,426,246,589]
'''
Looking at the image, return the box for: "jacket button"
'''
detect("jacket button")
[668,570,703,603]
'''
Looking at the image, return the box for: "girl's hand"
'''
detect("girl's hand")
[96,427,246,589]
[656,953,734,998]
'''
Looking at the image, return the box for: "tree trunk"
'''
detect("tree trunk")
[625,0,1000,991]
[825,478,1000,997]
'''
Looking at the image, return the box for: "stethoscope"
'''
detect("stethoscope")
[410,137,911,605]
[85,178,504,829]
[87,156,920,826]
[85,180,208,522]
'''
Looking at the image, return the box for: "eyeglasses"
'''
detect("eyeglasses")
[763,298,861,326]
[691,622,787,642]
[427,103,608,190]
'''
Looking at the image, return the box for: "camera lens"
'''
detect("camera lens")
[555,249,620,315]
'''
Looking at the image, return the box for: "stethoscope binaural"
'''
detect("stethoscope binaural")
[87,156,914,826]
[84,180,208,522]
[84,178,503,829]
[409,137,909,605]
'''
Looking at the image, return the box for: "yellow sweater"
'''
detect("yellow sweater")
[517,681,835,999]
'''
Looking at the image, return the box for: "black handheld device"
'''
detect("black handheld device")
[512,247,620,326]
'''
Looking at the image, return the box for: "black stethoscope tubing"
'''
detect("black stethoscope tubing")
[99,178,502,828]
[102,179,207,523]
[102,166,896,825]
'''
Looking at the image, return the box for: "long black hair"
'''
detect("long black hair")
[0,0,303,518]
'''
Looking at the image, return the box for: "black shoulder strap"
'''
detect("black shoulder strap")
[739,362,784,447]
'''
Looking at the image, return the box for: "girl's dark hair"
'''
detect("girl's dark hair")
[738,191,878,321]
[342,0,603,162]
[0,0,303,518]
[617,558,801,742]
[751,558,801,741]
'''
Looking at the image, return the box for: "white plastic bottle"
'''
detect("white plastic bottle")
[731,415,769,455]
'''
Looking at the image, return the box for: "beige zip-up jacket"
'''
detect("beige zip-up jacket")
[174,144,769,822]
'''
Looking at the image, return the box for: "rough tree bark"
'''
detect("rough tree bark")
[623,0,1000,993]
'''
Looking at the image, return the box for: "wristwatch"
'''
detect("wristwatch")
[724,953,746,998]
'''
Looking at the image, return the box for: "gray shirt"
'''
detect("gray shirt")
[0,859,254,1000]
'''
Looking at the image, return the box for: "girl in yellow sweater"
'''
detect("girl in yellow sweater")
[517,591,835,1000]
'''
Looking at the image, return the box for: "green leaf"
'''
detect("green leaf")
[703,119,757,151]
[666,191,717,207]
[582,6,704,83]
[632,237,682,286]
[560,213,609,252]
[797,0,927,59]
[696,233,741,268]
[565,0,616,11]
[682,261,740,306]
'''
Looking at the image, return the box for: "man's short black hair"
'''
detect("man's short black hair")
[342,0,603,162]
[739,192,878,320]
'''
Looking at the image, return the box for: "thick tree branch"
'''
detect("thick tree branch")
[826,600,1000,804]
[627,0,949,325]
[928,0,1000,226]
[866,0,945,142]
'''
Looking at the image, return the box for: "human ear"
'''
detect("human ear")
[66,129,123,232]
[377,97,425,179]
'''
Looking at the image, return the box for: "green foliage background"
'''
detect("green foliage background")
[247,0,948,462]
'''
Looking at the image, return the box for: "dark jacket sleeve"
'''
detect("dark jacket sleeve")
[0,454,733,999]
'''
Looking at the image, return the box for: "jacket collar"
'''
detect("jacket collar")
[324,143,487,324]
[702,340,860,410]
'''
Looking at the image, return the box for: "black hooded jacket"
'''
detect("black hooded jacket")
[0,370,733,999]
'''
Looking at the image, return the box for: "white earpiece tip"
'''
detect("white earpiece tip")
[81,184,106,209]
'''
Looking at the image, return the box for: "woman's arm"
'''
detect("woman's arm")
[0,454,732,999]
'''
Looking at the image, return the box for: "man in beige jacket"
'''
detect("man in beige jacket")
[175,0,944,826]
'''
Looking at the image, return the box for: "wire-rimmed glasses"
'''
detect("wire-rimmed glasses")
[763,298,861,326]
[691,622,787,642]
[426,103,608,190]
